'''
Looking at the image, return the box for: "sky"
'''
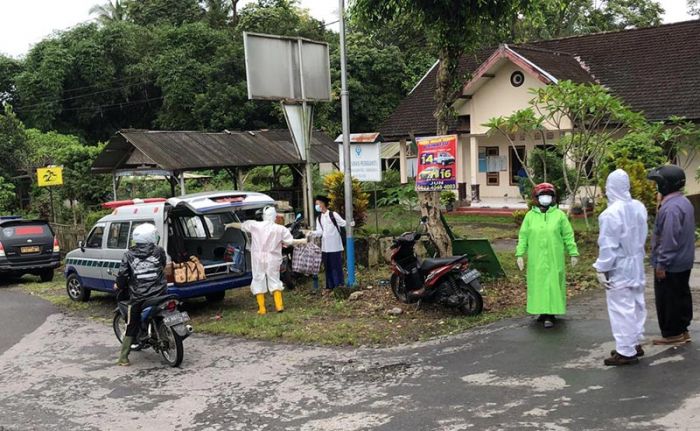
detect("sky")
[0,0,694,58]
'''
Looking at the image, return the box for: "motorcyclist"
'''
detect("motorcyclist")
[114,223,168,366]
[648,164,695,345]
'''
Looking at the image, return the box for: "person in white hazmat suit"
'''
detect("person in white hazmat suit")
[594,169,648,366]
[227,206,306,315]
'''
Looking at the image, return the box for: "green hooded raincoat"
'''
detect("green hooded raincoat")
[516,206,579,315]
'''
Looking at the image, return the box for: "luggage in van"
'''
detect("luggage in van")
[174,256,206,284]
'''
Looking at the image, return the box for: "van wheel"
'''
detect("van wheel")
[205,291,225,303]
[66,274,91,302]
[40,269,54,283]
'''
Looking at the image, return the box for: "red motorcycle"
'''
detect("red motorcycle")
[390,217,483,316]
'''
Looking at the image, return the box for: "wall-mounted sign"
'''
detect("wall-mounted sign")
[415,135,457,191]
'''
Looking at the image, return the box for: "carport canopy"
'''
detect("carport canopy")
[92,129,338,175]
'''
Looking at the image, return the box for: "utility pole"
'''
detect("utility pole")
[339,0,355,287]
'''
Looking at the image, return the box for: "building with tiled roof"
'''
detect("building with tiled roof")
[380,20,700,203]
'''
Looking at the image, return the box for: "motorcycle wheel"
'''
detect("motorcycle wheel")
[458,280,484,316]
[156,321,184,367]
[112,312,144,351]
[391,274,419,304]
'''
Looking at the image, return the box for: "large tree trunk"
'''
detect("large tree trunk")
[420,49,457,257]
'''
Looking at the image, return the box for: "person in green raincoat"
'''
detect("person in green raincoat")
[516,183,580,328]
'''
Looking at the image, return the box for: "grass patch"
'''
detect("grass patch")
[8,211,600,347]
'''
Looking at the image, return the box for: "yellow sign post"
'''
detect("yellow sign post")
[37,167,64,187]
[36,166,64,223]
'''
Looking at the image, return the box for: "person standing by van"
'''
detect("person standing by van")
[313,195,347,291]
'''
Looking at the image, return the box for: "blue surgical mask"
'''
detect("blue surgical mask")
[315,204,322,212]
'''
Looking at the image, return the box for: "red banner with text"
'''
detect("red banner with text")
[415,135,457,192]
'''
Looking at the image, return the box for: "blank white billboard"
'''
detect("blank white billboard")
[243,32,331,102]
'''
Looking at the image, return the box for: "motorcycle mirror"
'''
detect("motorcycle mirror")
[295,213,303,221]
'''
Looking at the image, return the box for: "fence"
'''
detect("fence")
[51,223,86,257]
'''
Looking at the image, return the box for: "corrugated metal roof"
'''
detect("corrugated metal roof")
[334,132,383,143]
[92,129,338,173]
[381,142,400,159]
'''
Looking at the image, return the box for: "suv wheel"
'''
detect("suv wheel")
[66,274,91,302]
[40,269,54,283]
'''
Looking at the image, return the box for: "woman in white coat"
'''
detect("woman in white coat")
[594,169,648,366]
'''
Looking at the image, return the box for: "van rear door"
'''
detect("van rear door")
[167,192,275,215]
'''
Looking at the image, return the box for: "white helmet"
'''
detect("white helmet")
[262,206,277,223]
[132,223,159,245]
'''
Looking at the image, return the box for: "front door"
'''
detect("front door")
[76,224,107,290]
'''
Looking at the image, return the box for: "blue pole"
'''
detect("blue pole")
[339,0,355,287]
[346,237,355,287]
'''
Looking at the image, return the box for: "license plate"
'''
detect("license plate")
[21,246,41,254]
[461,269,480,285]
[163,312,190,326]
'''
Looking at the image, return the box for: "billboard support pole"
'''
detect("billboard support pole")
[339,0,355,287]
[297,38,315,230]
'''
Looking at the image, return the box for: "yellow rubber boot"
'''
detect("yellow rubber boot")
[273,290,284,312]
[256,294,267,315]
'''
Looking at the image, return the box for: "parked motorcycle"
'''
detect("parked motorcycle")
[281,213,305,289]
[113,294,193,367]
[389,217,484,316]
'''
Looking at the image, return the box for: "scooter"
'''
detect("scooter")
[281,213,305,289]
[389,217,484,316]
[113,294,193,367]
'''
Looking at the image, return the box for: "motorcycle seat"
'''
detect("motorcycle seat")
[141,294,178,309]
[419,256,467,272]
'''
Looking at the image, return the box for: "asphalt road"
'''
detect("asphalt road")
[1,272,699,430]
[0,281,56,356]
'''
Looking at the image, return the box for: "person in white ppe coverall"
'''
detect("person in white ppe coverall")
[594,169,648,366]
[227,206,306,314]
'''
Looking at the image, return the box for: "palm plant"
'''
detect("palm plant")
[90,0,128,25]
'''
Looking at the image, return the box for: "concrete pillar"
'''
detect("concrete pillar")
[399,138,408,184]
[469,136,480,202]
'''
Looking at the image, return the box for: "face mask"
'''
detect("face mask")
[314,204,322,212]
[538,195,553,206]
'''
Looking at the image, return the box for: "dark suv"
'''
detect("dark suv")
[0,217,60,282]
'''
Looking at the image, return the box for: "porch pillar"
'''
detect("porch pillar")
[399,138,408,184]
[469,136,480,202]
[179,172,186,196]
[456,137,465,201]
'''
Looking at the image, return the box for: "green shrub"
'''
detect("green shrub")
[440,191,456,206]
[323,171,369,228]
[512,210,527,226]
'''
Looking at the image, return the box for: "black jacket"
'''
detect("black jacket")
[116,243,168,302]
